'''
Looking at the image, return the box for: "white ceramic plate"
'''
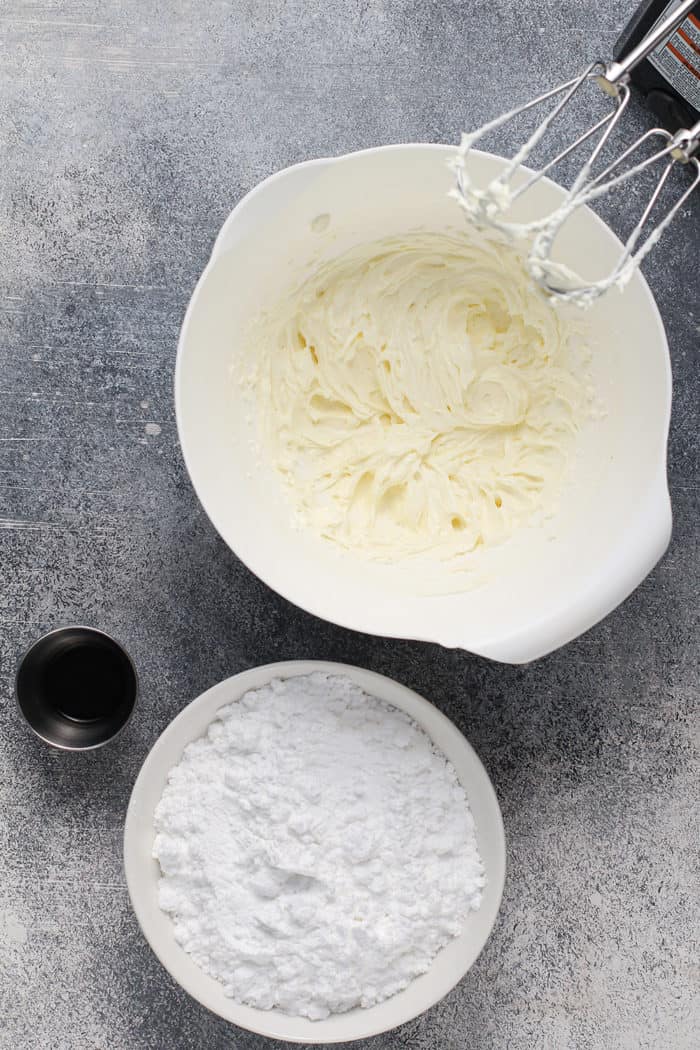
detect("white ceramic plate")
[123,660,506,1043]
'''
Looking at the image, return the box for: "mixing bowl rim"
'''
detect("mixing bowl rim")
[174,143,672,662]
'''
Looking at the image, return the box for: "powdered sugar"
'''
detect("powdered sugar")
[152,672,485,1020]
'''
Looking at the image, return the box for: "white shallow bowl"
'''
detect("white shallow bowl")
[124,661,506,1043]
[175,145,672,663]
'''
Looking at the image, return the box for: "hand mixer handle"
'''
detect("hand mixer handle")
[603,0,697,87]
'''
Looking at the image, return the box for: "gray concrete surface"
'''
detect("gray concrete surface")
[1,1,698,1048]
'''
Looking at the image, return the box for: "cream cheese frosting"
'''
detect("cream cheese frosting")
[450,131,645,305]
[246,230,590,564]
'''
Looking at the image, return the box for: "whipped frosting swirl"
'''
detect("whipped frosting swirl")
[247,231,589,562]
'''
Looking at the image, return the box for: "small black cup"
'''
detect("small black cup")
[16,626,138,750]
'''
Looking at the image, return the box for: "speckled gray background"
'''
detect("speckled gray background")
[1,1,698,1048]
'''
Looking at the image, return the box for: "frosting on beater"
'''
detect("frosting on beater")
[246,230,590,563]
[450,132,642,305]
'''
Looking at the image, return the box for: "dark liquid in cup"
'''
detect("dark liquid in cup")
[41,642,130,722]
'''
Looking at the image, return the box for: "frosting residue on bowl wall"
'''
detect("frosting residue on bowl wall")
[244,229,593,566]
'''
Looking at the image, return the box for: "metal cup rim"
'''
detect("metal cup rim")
[15,625,139,751]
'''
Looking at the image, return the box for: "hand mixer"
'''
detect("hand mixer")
[453,0,700,304]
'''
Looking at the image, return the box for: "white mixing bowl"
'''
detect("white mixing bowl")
[124,661,506,1042]
[175,145,671,663]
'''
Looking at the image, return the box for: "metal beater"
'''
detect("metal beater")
[453,0,700,303]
